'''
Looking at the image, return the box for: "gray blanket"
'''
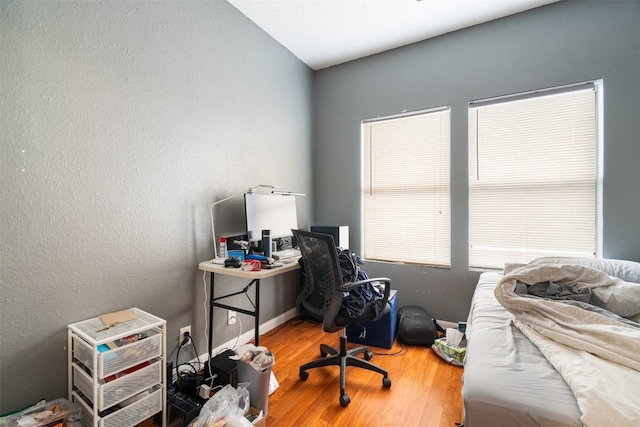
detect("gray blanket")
[515,279,640,328]
[516,280,591,302]
[496,263,640,427]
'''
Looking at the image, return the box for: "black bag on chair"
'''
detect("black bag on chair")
[397,305,443,346]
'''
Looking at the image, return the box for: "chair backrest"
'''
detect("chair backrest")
[292,229,345,333]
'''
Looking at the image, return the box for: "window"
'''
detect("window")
[362,107,451,266]
[468,82,601,269]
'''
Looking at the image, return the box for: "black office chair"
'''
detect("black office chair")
[292,229,392,407]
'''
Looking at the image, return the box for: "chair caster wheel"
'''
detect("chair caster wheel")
[364,350,373,361]
[299,370,309,381]
[383,377,392,388]
[339,394,350,407]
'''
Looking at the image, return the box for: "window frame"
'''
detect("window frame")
[361,106,451,267]
[467,80,603,270]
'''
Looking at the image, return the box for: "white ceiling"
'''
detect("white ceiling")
[227,0,559,70]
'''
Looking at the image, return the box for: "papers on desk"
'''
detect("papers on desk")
[272,248,301,260]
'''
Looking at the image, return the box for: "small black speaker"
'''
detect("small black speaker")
[204,349,238,388]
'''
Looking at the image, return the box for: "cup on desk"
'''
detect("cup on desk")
[262,229,271,257]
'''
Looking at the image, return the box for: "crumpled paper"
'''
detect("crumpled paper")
[231,344,275,371]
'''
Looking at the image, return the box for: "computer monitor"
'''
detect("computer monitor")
[244,193,298,242]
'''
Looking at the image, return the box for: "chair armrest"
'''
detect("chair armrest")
[339,277,392,304]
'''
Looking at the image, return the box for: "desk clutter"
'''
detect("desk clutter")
[169,347,272,427]
[218,234,301,271]
[185,385,264,427]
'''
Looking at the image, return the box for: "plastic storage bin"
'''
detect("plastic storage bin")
[72,360,161,410]
[72,332,162,379]
[236,361,271,416]
[67,308,166,427]
[346,289,398,349]
[75,388,163,427]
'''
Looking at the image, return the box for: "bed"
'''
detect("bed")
[462,257,640,427]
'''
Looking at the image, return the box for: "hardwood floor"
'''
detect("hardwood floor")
[260,318,463,427]
[146,317,464,427]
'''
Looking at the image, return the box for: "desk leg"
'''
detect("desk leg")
[255,279,260,346]
[209,271,215,358]
[207,272,261,348]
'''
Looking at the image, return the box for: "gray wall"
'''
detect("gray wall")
[313,1,640,321]
[2,0,639,415]
[0,0,312,412]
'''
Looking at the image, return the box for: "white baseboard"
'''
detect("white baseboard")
[203,307,299,361]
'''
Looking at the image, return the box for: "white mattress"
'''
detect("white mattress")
[462,272,582,427]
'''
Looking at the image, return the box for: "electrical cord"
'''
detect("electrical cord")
[176,333,190,370]
[174,331,207,396]
[201,259,244,390]
[203,261,213,389]
[176,333,197,378]
[230,315,242,351]
[371,341,407,357]
[202,316,243,390]
[190,335,202,371]
[180,333,190,347]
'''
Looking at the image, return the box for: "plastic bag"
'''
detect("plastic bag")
[232,344,275,371]
[188,384,251,427]
[432,341,464,366]
[188,414,251,427]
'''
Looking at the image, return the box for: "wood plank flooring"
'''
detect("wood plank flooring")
[145,317,464,427]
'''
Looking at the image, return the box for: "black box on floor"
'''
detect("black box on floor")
[167,387,204,426]
[204,349,238,388]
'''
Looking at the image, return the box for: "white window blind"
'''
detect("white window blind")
[363,107,450,266]
[468,83,600,269]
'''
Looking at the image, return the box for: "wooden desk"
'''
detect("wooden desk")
[198,259,300,352]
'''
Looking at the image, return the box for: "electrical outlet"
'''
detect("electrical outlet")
[179,325,191,343]
[227,310,236,325]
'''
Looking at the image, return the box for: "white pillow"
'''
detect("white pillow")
[528,257,640,283]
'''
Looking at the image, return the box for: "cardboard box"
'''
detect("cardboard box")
[246,407,266,427]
